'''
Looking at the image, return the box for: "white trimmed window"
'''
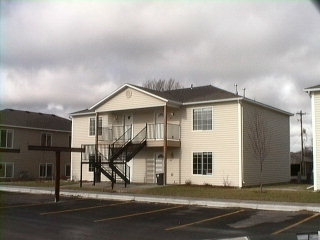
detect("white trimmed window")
[41,133,52,147]
[193,107,212,130]
[193,152,213,175]
[89,117,102,136]
[39,163,53,178]
[0,162,14,178]
[0,129,13,148]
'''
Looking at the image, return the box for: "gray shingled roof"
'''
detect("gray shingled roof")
[136,85,238,103]
[0,109,71,132]
[71,84,291,116]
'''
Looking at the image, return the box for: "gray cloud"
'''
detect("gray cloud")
[1,1,320,151]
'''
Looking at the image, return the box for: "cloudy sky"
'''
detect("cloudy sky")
[1,0,320,151]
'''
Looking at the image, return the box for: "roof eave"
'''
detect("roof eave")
[0,124,71,133]
[182,97,243,106]
[69,112,96,118]
[304,87,320,93]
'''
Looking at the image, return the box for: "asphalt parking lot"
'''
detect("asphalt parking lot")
[0,192,319,240]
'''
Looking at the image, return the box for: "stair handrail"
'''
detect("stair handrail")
[109,125,132,158]
[131,125,147,144]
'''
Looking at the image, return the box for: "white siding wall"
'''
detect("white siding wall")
[71,114,110,181]
[96,87,165,112]
[180,102,240,187]
[242,102,290,186]
[312,92,320,191]
[167,149,181,184]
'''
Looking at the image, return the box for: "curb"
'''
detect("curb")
[1,185,320,213]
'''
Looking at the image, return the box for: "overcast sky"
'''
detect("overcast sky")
[1,1,320,152]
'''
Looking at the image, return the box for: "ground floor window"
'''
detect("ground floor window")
[193,152,212,175]
[39,163,53,178]
[0,162,14,178]
[89,155,95,172]
[65,164,71,177]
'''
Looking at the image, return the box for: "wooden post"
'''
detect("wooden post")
[55,151,60,202]
[163,104,168,186]
[28,145,84,202]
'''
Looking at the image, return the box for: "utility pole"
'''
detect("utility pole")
[296,110,306,180]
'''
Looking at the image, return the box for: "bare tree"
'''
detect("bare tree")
[143,79,182,91]
[248,111,271,193]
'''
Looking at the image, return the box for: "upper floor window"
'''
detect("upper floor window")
[193,107,212,130]
[89,117,102,136]
[0,129,13,148]
[41,133,52,147]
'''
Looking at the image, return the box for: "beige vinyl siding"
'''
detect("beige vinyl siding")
[71,113,111,182]
[180,102,240,187]
[167,149,181,184]
[96,87,165,112]
[131,109,157,136]
[242,102,290,186]
[129,149,151,183]
[71,114,96,181]
[0,127,70,179]
[312,92,320,190]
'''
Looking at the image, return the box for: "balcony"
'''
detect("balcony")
[146,123,180,147]
[99,123,180,148]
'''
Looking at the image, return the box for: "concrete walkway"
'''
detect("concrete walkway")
[1,184,320,213]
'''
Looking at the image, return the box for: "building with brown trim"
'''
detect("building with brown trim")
[0,109,71,180]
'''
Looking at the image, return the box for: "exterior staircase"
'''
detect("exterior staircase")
[92,125,147,188]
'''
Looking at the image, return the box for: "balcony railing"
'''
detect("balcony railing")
[147,123,180,141]
[100,125,132,142]
[99,123,180,142]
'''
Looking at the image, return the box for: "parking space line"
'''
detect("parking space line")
[40,201,132,215]
[272,212,320,235]
[94,205,184,223]
[165,209,245,231]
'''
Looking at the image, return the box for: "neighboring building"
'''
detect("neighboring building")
[0,109,71,180]
[290,150,313,183]
[70,84,292,187]
[304,85,320,191]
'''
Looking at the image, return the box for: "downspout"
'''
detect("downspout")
[163,104,168,186]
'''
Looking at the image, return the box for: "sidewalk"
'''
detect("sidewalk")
[1,183,320,213]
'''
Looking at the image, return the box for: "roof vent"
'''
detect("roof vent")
[191,84,193,89]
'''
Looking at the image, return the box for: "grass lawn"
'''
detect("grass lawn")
[135,185,320,204]
[1,181,319,204]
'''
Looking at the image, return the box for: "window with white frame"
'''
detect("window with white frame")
[193,152,213,175]
[89,117,102,136]
[39,163,53,178]
[0,129,13,148]
[41,133,52,147]
[193,107,212,130]
[0,162,14,178]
